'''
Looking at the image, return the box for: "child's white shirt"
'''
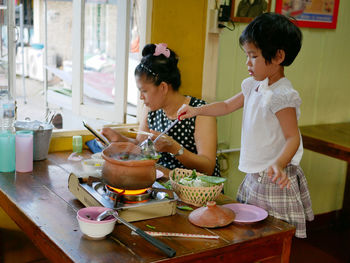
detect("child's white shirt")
[238,77,303,173]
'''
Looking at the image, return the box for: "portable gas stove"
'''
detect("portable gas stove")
[68,173,177,222]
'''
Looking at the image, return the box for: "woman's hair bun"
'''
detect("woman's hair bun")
[142,44,156,57]
[136,43,181,91]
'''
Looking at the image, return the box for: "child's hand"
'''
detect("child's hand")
[177,104,198,120]
[267,164,291,189]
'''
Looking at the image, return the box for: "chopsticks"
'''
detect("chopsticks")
[132,231,220,239]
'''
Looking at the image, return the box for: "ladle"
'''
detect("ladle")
[96,210,176,258]
[139,113,185,156]
[139,136,158,157]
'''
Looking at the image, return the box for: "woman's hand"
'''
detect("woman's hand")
[267,164,291,189]
[177,104,199,120]
[101,128,123,143]
[149,130,179,154]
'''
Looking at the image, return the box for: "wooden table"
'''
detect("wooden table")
[0,151,295,263]
[300,122,350,226]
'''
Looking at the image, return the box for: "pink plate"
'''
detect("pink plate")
[222,203,268,223]
[156,170,164,179]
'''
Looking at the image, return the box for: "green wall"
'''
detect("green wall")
[217,0,350,215]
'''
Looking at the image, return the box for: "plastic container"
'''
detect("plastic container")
[14,120,53,161]
[81,158,104,174]
[0,131,15,172]
[72,135,83,153]
[16,130,33,173]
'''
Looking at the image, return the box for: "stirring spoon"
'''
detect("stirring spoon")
[153,117,180,143]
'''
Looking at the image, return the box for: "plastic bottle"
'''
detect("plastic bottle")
[0,100,3,130]
[0,89,6,130]
[72,135,83,153]
[2,98,16,132]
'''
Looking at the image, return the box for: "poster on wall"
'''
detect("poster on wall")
[275,0,339,29]
[230,0,272,23]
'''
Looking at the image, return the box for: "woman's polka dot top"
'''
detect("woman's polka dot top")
[148,96,221,177]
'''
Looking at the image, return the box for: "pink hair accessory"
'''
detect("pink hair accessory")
[154,43,170,58]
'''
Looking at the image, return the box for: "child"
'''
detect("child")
[178,13,313,238]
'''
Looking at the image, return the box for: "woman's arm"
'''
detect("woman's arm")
[163,115,218,176]
[101,127,139,144]
[268,107,300,189]
[101,106,150,144]
[178,92,244,119]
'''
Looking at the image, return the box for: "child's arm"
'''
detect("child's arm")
[268,107,300,189]
[178,92,244,119]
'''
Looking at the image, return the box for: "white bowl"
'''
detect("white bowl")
[77,207,117,240]
[91,152,103,159]
[81,159,105,174]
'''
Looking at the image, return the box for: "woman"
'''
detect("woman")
[102,43,220,177]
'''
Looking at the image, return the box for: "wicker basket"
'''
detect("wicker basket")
[169,168,224,207]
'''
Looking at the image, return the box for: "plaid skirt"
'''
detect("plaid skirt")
[237,164,314,238]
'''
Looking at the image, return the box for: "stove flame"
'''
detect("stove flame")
[106,185,148,195]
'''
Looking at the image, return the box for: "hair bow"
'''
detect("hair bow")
[154,43,170,58]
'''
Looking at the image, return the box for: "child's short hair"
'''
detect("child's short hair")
[239,12,302,66]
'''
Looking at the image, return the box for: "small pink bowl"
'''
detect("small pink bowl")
[77,207,117,239]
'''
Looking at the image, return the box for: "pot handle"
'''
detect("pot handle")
[112,212,176,258]
[135,228,176,258]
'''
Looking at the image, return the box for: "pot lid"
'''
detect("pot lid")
[188,201,235,228]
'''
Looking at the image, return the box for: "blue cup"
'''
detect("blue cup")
[0,131,16,172]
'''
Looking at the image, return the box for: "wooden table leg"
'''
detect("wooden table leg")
[341,162,350,228]
[281,233,293,263]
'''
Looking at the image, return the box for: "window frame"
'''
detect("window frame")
[7,0,16,100]
[72,0,130,123]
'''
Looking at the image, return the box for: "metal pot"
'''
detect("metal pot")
[14,120,53,161]
[101,142,157,190]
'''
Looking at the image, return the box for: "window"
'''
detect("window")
[13,0,150,130]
